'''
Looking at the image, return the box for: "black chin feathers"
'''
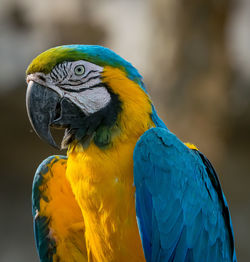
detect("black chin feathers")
[61,84,122,149]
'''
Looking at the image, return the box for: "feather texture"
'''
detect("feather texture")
[32,156,87,262]
[134,127,236,262]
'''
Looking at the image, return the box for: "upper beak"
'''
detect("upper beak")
[26,81,61,149]
[26,80,87,149]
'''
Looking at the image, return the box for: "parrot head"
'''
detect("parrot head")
[26,45,154,150]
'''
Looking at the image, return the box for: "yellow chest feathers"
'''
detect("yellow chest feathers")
[66,67,153,262]
[66,142,146,262]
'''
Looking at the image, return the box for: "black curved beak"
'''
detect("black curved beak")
[26,81,87,149]
[26,81,61,149]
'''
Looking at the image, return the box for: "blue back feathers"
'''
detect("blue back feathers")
[133,128,236,262]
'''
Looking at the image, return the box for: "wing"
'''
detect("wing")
[133,128,236,262]
[32,155,87,262]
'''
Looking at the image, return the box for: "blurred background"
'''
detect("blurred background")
[0,0,249,261]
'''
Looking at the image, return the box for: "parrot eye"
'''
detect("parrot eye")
[74,65,85,76]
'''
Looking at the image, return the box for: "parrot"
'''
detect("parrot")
[25,45,237,262]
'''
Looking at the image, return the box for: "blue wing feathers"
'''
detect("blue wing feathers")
[34,216,55,262]
[184,248,194,262]
[136,185,153,262]
[172,226,188,262]
[134,127,236,262]
[197,151,235,258]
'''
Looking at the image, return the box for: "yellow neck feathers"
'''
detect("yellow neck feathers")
[66,67,153,262]
[102,66,153,143]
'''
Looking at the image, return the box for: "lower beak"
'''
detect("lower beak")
[26,81,61,148]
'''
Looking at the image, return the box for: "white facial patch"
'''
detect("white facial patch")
[64,87,111,115]
[27,60,111,115]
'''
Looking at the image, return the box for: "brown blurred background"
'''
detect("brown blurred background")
[0,0,249,261]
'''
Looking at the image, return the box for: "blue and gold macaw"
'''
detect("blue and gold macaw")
[26,45,237,262]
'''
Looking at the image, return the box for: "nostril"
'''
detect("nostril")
[38,75,46,82]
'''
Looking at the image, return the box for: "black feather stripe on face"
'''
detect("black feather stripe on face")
[50,62,71,82]
[61,83,122,149]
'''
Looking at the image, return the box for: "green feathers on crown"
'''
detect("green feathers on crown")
[26,45,142,83]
